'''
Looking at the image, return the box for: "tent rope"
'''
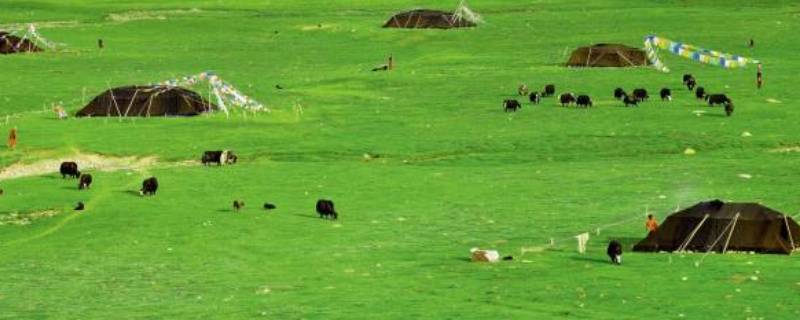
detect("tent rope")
[721,212,740,254]
[784,215,796,254]
[696,214,740,266]
[677,213,710,252]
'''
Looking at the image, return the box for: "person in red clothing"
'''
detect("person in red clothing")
[646,214,659,233]
[7,127,17,150]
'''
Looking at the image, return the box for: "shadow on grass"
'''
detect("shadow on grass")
[115,190,142,197]
[292,213,321,220]
[569,255,611,264]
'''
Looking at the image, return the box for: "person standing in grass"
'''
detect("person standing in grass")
[646,214,659,234]
[7,127,17,150]
[756,63,763,89]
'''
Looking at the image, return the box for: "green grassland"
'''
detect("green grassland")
[2,0,800,318]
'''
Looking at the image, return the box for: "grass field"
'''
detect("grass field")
[2,1,800,318]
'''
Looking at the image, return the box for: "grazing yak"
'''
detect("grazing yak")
[682,74,693,85]
[316,199,338,220]
[529,92,541,104]
[202,150,238,166]
[233,200,244,212]
[725,101,735,116]
[660,88,672,101]
[503,99,522,112]
[74,201,85,211]
[140,177,158,196]
[60,162,80,179]
[686,77,697,91]
[613,88,626,100]
[78,174,93,190]
[543,84,556,97]
[607,240,623,265]
[576,95,592,108]
[622,94,638,107]
[559,93,576,107]
[695,87,706,99]
[632,89,649,102]
[706,94,731,107]
[263,203,277,210]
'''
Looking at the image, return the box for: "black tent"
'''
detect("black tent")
[633,200,800,254]
[76,85,215,117]
[565,44,650,68]
[383,9,476,29]
[0,32,42,54]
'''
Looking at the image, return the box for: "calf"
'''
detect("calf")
[695,87,706,99]
[78,174,92,190]
[503,99,521,112]
[263,203,277,210]
[529,92,541,104]
[576,95,592,108]
[682,74,693,85]
[622,94,638,107]
[607,240,622,265]
[202,150,238,166]
[543,84,556,97]
[60,162,80,179]
[706,94,731,107]
[559,93,576,107]
[725,101,735,117]
[613,88,625,100]
[686,77,696,91]
[660,88,672,101]
[140,177,158,196]
[316,199,338,220]
[632,88,649,102]
[233,200,244,212]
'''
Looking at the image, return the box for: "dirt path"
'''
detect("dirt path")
[0,153,158,181]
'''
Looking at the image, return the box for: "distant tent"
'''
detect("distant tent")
[0,32,42,54]
[383,8,477,29]
[566,44,650,68]
[633,200,800,254]
[76,85,216,117]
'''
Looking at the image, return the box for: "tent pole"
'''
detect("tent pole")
[677,213,710,252]
[785,215,796,254]
[106,83,123,122]
[721,212,740,254]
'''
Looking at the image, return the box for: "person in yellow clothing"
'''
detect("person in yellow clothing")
[646,214,659,233]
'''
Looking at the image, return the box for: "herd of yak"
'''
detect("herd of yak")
[503,73,735,116]
[52,150,339,219]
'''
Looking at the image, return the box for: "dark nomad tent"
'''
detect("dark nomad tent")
[634,200,800,254]
[566,44,649,68]
[76,85,215,117]
[0,32,42,54]
[383,9,476,29]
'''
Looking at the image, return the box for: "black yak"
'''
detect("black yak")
[78,174,92,190]
[140,177,158,196]
[529,92,541,104]
[607,240,622,265]
[613,88,625,100]
[60,162,80,179]
[660,88,672,101]
[543,84,556,97]
[202,150,237,166]
[682,74,693,85]
[576,95,592,108]
[263,203,277,210]
[706,94,731,107]
[75,201,85,211]
[632,89,649,102]
[695,87,706,99]
[686,77,697,91]
[559,93,576,107]
[316,199,338,220]
[504,99,522,112]
[622,94,638,107]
